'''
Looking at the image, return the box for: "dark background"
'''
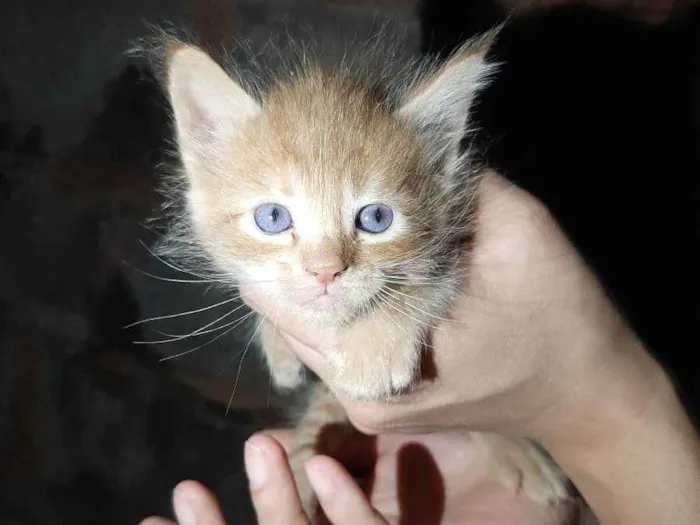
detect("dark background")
[1,1,698,524]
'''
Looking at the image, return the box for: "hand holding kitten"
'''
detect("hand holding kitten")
[242,171,699,525]
[241,170,657,445]
[139,170,698,525]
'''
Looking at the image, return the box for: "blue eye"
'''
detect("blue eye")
[254,203,293,234]
[356,204,393,234]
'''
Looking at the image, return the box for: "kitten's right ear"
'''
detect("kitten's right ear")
[166,43,261,178]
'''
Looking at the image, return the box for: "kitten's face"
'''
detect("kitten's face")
[188,76,437,326]
[164,40,493,326]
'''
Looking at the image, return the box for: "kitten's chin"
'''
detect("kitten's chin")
[291,291,375,328]
[248,281,373,328]
[298,297,354,328]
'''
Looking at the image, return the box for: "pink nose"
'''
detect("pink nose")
[306,263,347,285]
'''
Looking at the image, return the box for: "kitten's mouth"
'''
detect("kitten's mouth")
[313,283,338,299]
[313,289,336,303]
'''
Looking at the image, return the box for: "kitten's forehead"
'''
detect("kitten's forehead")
[283,165,353,240]
[260,70,422,188]
[226,69,430,241]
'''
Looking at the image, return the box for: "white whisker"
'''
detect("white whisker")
[138,303,249,344]
[382,286,455,324]
[124,262,226,284]
[226,313,267,415]
[158,311,255,362]
[377,288,433,329]
[125,295,240,328]
[153,318,243,340]
[137,239,220,281]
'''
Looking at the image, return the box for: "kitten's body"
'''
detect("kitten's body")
[156,29,569,516]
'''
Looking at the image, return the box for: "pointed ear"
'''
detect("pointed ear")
[165,44,261,179]
[397,30,498,165]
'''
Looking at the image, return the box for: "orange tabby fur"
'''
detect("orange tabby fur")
[156,30,570,516]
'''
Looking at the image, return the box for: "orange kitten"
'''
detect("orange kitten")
[156,31,570,515]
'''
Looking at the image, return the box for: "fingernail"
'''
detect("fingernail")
[305,460,334,500]
[244,437,268,490]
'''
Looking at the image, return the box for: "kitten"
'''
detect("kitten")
[157,30,570,515]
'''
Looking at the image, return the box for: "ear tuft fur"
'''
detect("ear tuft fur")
[397,27,500,166]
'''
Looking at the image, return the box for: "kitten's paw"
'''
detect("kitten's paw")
[477,433,571,505]
[270,356,304,390]
[289,446,317,517]
[328,317,421,401]
[257,318,305,390]
[287,384,348,517]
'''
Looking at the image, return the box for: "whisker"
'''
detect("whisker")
[125,295,241,328]
[226,314,266,416]
[123,261,227,285]
[158,311,255,362]
[137,239,220,281]
[153,318,242,340]
[377,289,434,329]
[382,286,456,324]
[267,293,285,409]
[138,303,249,344]
[380,277,447,286]
[374,293,412,337]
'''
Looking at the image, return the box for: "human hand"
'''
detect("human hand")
[140,428,578,525]
[237,170,699,525]
[240,172,662,450]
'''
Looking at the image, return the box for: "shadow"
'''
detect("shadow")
[315,426,445,525]
[420,334,438,382]
[397,443,445,525]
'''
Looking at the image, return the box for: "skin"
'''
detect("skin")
[142,429,577,525]
[140,172,700,525]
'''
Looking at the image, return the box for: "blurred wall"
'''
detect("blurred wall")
[0,0,419,153]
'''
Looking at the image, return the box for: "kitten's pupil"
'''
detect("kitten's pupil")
[374,208,382,223]
[270,207,279,223]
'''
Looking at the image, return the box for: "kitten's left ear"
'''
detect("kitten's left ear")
[397,29,499,164]
[165,43,261,180]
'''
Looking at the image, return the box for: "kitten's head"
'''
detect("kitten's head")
[162,35,495,327]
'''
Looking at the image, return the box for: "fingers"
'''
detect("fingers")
[171,481,226,525]
[305,456,389,525]
[263,428,297,453]
[244,433,310,525]
[138,482,227,525]
[153,433,387,525]
[263,427,377,471]
[245,432,388,525]
[140,518,176,525]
